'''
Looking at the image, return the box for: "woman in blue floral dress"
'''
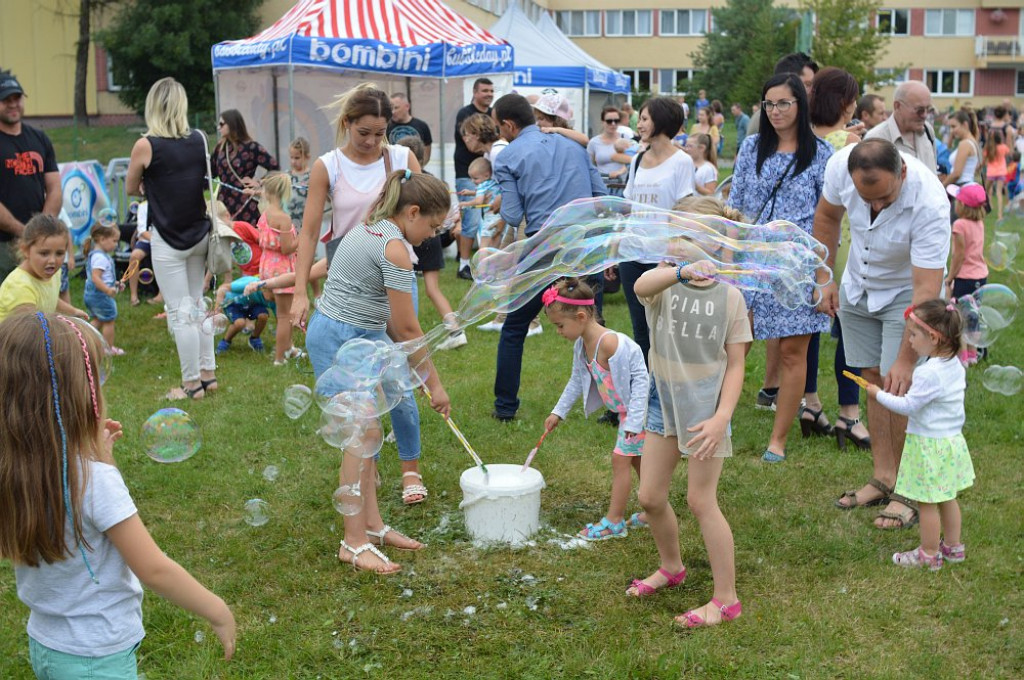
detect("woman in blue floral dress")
[728,72,833,463]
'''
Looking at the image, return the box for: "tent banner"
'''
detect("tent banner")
[213,36,513,78]
[513,66,585,90]
[587,68,631,94]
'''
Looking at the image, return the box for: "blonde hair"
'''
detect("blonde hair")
[690,132,718,167]
[258,172,292,212]
[82,224,119,257]
[0,313,106,566]
[18,214,69,260]
[144,77,191,139]
[326,83,391,147]
[367,171,450,224]
[955,200,985,221]
[289,136,310,158]
[468,157,492,177]
[673,195,743,222]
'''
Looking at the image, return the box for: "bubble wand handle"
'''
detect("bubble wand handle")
[842,370,871,390]
[521,429,550,472]
[119,259,140,284]
[421,386,487,473]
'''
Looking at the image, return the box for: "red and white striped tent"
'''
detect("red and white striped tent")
[212,0,515,177]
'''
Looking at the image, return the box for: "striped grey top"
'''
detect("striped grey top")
[316,219,415,331]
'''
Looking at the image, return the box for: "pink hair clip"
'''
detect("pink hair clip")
[542,285,594,307]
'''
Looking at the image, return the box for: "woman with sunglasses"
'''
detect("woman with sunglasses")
[588,106,635,193]
[727,72,833,464]
[211,110,279,225]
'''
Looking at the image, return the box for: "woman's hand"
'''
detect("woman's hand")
[428,384,451,418]
[290,291,310,330]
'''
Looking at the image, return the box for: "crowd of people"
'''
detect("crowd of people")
[0,49,1009,671]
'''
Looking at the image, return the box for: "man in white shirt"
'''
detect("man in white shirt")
[813,139,950,529]
[864,81,937,174]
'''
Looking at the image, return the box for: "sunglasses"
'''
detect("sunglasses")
[604,118,620,123]
[897,102,934,117]
[218,121,226,127]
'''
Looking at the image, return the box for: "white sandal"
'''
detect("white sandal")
[365,524,423,552]
[338,540,400,575]
[401,471,428,505]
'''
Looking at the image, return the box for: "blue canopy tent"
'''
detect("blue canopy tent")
[211,0,515,179]
[489,6,629,136]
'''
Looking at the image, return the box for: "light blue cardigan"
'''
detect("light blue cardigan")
[550,331,650,433]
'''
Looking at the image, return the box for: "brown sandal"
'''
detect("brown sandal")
[875,493,919,530]
[834,477,892,510]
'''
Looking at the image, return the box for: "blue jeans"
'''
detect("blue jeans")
[618,261,655,365]
[306,312,421,461]
[832,317,861,407]
[29,637,139,680]
[493,289,546,417]
[456,177,481,239]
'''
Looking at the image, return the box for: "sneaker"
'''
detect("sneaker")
[596,410,620,427]
[283,346,305,359]
[478,319,504,332]
[939,540,965,563]
[491,409,514,423]
[248,337,264,352]
[216,339,231,354]
[527,321,543,337]
[755,388,777,411]
[457,266,473,281]
[437,331,468,351]
[892,546,943,571]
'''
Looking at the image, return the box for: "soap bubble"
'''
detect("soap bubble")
[318,398,382,456]
[232,241,253,266]
[283,384,313,419]
[138,268,155,285]
[314,368,395,417]
[140,408,201,463]
[332,338,387,388]
[959,284,1019,348]
[987,241,1011,271]
[97,207,118,228]
[262,465,280,482]
[200,313,229,335]
[243,498,270,526]
[193,630,205,644]
[981,365,1022,396]
[332,485,363,516]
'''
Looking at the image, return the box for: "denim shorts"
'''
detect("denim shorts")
[456,178,481,238]
[225,303,269,322]
[84,288,118,322]
[644,380,732,457]
[29,636,140,680]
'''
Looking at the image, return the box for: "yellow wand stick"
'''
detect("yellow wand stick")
[842,370,871,390]
[421,386,487,473]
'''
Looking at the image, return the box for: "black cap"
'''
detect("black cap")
[0,73,24,100]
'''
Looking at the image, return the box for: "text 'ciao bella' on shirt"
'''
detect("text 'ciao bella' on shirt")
[653,288,723,341]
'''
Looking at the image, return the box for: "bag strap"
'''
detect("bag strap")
[754,154,797,223]
[198,130,217,237]
[627,149,648,188]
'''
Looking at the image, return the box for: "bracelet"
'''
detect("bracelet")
[676,264,689,285]
[257,280,267,289]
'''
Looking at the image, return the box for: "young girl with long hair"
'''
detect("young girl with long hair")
[257,172,301,365]
[684,132,719,195]
[303,170,452,574]
[0,313,235,675]
[82,223,125,355]
[943,183,989,365]
[0,214,88,322]
[544,278,649,540]
[984,128,1010,221]
[866,300,974,570]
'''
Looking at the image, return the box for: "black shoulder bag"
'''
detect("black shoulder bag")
[754,154,797,223]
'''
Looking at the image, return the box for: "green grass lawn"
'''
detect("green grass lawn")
[1,171,1022,676]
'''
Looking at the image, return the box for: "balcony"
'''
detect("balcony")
[976,35,1024,66]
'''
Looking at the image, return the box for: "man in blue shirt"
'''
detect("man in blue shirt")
[731,103,750,154]
[490,93,607,421]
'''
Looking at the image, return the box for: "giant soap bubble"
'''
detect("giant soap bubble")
[957,284,1018,348]
[141,408,201,463]
[981,365,1022,396]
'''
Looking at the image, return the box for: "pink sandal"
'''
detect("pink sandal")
[625,566,687,597]
[675,598,743,628]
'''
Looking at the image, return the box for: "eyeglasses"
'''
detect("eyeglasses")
[898,102,935,117]
[604,118,620,124]
[217,121,226,127]
[762,100,796,112]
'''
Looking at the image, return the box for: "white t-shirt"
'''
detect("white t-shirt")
[16,461,144,656]
[624,150,695,210]
[694,162,718,188]
[322,145,410,194]
[485,139,508,164]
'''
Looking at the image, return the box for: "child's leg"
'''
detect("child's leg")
[129,249,145,302]
[224,318,246,343]
[629,433,684,591]
[253,313,268,338]
[273,293,293,360]
[100,320,116,348]
[917,502,939,555]
[938,499,962,547]
[994,178,1005,219]
[684,456,738,618]
[338,457,401,574]
[423,270,454,318]
[607,453,634,524]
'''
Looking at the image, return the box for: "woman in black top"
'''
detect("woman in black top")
[126,77,217,400]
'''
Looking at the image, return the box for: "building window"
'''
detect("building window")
[621,68,653,92]
[606,10,653,37]
[1016,70,1024,97]
[875,68,908,85]
[876,9,909,36]
[555,10,601,37]
[106,52,123,92]
[925,69,973,96]
[660,9,706,36]
[924,9,974,37]
[661,69,700,93]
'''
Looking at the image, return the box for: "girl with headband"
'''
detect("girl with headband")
[544,277,649,541]
[866,299,974,571]
[0,312,235,676]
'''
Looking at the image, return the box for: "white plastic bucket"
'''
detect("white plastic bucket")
[459,464,546,546]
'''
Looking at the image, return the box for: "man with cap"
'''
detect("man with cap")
[0,70,61,281]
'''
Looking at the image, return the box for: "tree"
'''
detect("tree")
[99,0,264,116]
[690,0,799,108]
[800,0,891,91]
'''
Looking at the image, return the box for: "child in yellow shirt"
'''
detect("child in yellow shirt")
[0,215,88,322]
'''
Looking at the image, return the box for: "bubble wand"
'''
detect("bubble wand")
[521,429,550,472]
[420,386,487,474]
[842,370,871,390]
[119,259,139,284]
